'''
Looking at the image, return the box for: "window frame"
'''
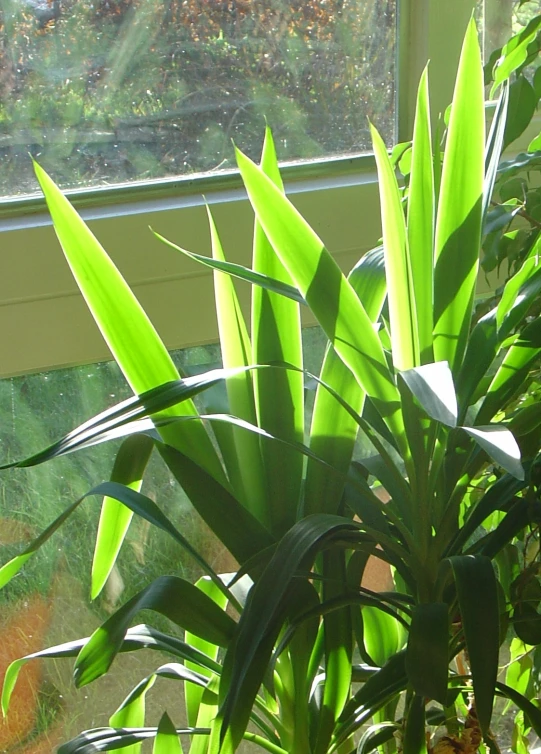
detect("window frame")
[0,0,478,378]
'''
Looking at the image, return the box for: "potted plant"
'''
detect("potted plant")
[3,19,541,754]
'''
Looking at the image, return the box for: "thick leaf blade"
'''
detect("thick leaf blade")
[214,515,360,751]
[91,434,154,600]
[371,122,419,371]
[158,444,275,566]
[403,695,428,754]
[33,161,224,483]
[462,425,524,480]
[406,603,448,703]
[185,577,228,735]
[407,66,434,364]
[433,20,485,373]
[448,555,500,733]
[400,362,457,428]
[207,207,268,524]
[251,127,304,536]
[74,576,236,687]
[305,246,387,516]
[153,713,183,754]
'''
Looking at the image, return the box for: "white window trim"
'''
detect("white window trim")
[0,0,479,378]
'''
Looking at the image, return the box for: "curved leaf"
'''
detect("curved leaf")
[433,20,484,373]
[74,576,236,687]
[152,231,305,305]
[33,162,225,484]
[92,434,154,600]
[400,362,457,428]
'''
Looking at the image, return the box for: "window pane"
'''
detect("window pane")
[0,0,397,198]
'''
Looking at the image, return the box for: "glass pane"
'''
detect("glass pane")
[0,0,397,198]
[0,327,329,751]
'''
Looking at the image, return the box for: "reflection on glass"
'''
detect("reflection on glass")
[0,0,397,197]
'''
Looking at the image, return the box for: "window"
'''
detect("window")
[0,0,478,380]
[1,0,397,197]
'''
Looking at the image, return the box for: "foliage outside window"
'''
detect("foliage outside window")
[0,0,396,197]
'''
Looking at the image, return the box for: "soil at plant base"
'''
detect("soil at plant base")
[0,594,52,752]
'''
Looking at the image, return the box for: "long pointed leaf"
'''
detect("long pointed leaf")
[92,434,154,600]
[447,555,499,733]
[433,20,485,373]
[251,127,304,536]
[305,246,387,516]
[207,207,267,523]
[371,122,419,371]
[407,66,434,364]
[33,161,225,483]
[74,575,236,687]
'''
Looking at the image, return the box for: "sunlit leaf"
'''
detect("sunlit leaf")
[400,362,457,428]
[462,425,524,480]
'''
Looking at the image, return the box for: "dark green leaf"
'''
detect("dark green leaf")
[403,695,428,754]
[74,576,236,687]
[447,556,499,733]
[503,77,538,150]
[406,603,449,703]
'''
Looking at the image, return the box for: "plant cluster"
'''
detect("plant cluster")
[4,15,541,754]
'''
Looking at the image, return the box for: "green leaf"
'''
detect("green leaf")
[371,121,419,371]
[483,82,510,224]
[433,19,484,373]
[493,15,541,87]
[111,674,156,754]
[503,76,538,150]
[363,606,405,668]
[407,66,434,364]
[185,577,228,736]
[406,603,449,704]
[33,161,225,483]
[400,362,457,428]
[158,444,275,566]
[447,555,500,733]
[462,425,524,480]
[251,127,304,536]
[91,434,154,600]
[445,473,527,556]
[152,231,305,305]
[358,724,398,754]
[2,624,220,717]
[0,497,81,589]
[479,318,541,423]
[305,246,387,516]
[496,681,541,738]
[153,713,183,754]
[315,550,353,754]
[74,576,236,687]
[207,207,268,524]
[335,652,407,744]
[496,235,541,331]
[403,695,428,754]
[214,515,360,752]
